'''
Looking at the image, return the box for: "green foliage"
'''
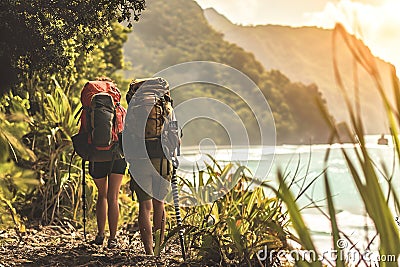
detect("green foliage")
[0,0,145,96]
[0,95,38,230]
[162,160,289,266]
[0,162,37,232]
[0,108,36,163]
[0,16,132,228]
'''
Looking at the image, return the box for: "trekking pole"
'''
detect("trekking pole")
[171,165,186,260]
[81,160,87,241]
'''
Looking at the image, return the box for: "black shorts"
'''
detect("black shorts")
[89,159,127,179]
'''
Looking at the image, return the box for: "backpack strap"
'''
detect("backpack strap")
[74,106,90,126]
[74,106,84,120]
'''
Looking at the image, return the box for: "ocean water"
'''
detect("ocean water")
[178,135,399,259]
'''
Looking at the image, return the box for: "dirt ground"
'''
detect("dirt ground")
[0,224,185,267]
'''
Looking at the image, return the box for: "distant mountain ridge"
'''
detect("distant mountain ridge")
[122,0,334,144]
[204,8,395,134]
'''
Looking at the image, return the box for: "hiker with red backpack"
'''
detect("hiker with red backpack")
[124,77,184,256]
[72,76,127,249]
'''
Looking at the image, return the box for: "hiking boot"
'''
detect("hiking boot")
[90,234,105,245]
[107,238,118,249]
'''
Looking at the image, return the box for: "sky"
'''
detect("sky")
[194,0,400,76]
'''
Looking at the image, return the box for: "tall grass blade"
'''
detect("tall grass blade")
[323,174,345,267]
[332,23,400,265]
[275,170,322,266]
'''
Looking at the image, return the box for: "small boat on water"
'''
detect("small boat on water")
[377,134,388,145]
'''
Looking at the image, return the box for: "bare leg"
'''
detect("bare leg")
[152,199,166,244]
[107,173,123,239]
[93,177,108,236]
[138,199,154,255]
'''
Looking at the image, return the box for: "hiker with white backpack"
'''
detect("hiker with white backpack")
[124,77,183,256]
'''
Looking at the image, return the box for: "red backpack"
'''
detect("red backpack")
[71,80,126,240]
[72,80,126,162]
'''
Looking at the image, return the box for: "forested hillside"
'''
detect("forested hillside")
[204,8,395,134]
[123,0,332,144]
